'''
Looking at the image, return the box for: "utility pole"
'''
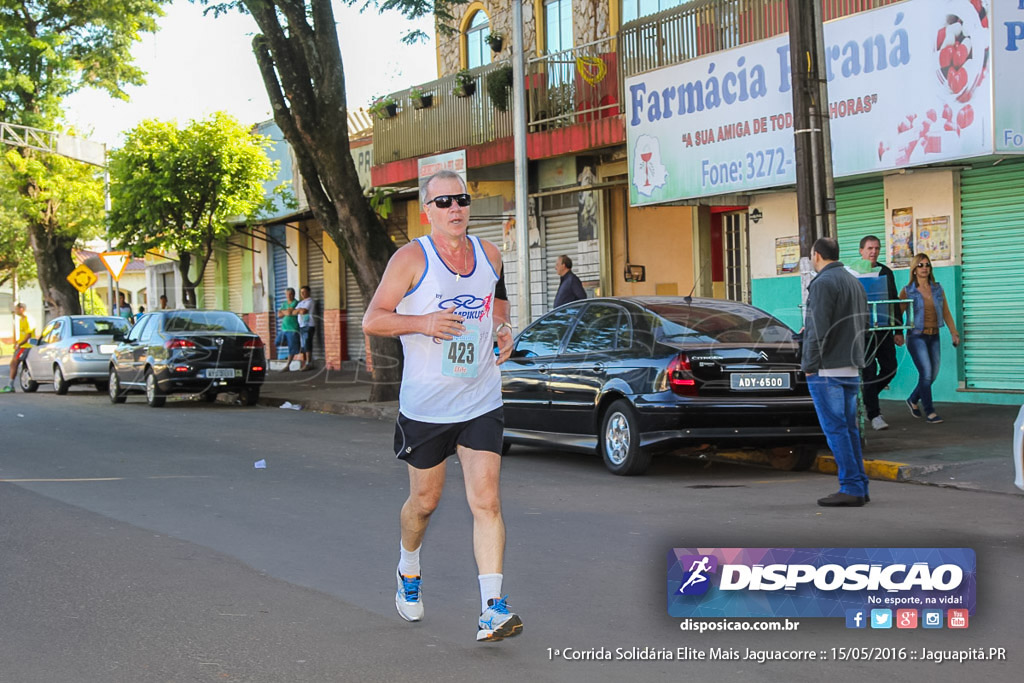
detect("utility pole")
[511,0,532,328]
[788,0,836,289]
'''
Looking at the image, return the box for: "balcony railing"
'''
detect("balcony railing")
[526,35,621,132]
[373,0,904,167]
[619,0,906,80]
[372,61,514,167]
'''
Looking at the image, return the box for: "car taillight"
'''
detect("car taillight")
[243,338,264,349]
[251,365,264,372]
[165,339,197,350]
[667,353,698,395]
[69,342,94,354]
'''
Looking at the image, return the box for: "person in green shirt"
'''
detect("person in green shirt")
[277,287,300,371]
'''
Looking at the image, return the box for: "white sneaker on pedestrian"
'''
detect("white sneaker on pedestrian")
[871,415,889,431]
[395,569,423,622]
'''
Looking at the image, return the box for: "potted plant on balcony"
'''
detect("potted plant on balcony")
[452,69,476,98]
[410,86,433,110]
[486,64,514,112]
[369,94,398,120]
[486,31,504,53]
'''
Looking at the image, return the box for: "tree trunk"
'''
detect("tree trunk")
[246,0,403,401]
[178,252,198,308]
[26,220,81,317]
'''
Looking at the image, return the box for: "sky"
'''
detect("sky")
[63,0,438,148]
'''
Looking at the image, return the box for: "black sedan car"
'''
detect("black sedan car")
[501,296,823,475]
[108,309,267,407]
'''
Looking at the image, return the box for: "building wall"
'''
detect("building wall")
[611,201,695,297]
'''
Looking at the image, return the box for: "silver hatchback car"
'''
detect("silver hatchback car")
[20,315,132,394]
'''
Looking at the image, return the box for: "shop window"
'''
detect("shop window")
[621,0,684,25]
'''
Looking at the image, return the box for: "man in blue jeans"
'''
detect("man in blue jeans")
[802,237,870,507]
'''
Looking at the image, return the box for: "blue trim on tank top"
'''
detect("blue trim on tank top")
[403,238,429,298]
[426,234,477,279]
[475,235,500,280]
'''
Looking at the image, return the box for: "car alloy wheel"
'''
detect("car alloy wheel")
[145,369,166,408]
[53,366,69,395]
[108,368,126,404]
[599,399,651,476]
[19,363,39,393]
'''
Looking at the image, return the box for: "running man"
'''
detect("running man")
[363,170,519,642]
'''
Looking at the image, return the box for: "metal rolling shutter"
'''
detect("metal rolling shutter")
[960,162,1024,391]
[202,256,217,310]
[834,179,886,264]
[345,266,367,362]
[269,225,288,341]
[227,245,243,312]
[543,209,580,312]
[304,227,325,353]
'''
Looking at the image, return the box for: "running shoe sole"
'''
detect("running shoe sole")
[476,614,523,642]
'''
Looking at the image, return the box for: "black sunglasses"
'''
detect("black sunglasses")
[917,262,932,268]
[426,193,471,209]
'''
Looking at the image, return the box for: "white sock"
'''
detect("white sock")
[398,541,421,577]
[478,573,503,611]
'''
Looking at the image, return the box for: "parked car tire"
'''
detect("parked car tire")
[94,381,109,393]
[53,366,69,395]
[108,368,126,404]
[239,385,260,406]
[770,444,820,472]
[599,399,651,476]
[145,369,166,408]
[19,363,39,393]
[202,390,218,403]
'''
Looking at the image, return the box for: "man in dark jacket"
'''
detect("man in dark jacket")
[802,237,870,507]
[553,255,586,308]
[859,235,904,431]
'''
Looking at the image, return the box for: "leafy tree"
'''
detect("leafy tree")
[108,112,280,308]
[0,166,34,289]
[0,0,168,315]
[198,0,459,401]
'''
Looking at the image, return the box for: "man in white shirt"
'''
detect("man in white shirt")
[296,286,316,371]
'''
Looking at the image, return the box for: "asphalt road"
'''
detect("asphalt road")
[1,390,1020,682]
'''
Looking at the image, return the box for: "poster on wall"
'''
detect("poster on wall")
[577,166,598,242]
[625,0,995,205]
[915,215,952,261]
[775,236,800,274]
[890,208,915,267]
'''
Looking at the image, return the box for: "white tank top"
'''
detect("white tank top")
[396,235,502,423]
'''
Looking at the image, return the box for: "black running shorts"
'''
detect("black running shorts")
[394,406,505,470]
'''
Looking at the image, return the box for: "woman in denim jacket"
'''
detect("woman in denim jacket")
[899,253,960,423]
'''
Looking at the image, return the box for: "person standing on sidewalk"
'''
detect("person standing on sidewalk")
[899,253,960,424]
[363,170,521,642]
[859,235,904,431]
[802,238,870,507]
[296,285,316,371]
[4,303,34,393]
[277,287,300,371]
[553,255,587,308]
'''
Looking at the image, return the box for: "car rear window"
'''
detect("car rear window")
[650,303,794,344]
[163,311,249,333]
[71,318,131,336]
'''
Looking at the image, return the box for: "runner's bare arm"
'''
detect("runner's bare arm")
[363,243,466,340]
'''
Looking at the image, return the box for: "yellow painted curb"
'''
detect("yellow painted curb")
[815,455,909,481]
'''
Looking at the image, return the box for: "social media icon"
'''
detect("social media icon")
[845,609,867,629]
[922,609,943,628]
[870,609,892,629]
[896,609,918,629]
[948,609,969,629]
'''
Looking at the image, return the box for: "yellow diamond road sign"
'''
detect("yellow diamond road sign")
[99,251,131,281]
[67,264,98,293]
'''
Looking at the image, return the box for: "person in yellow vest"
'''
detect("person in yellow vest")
[4,303,35,393]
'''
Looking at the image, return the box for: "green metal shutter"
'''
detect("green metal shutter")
[834,179,886,265]
[960,161,1024,391]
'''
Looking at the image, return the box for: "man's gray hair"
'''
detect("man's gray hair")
[420,170,468,205]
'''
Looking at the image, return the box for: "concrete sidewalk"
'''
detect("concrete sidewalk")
[258,364,1024,496]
